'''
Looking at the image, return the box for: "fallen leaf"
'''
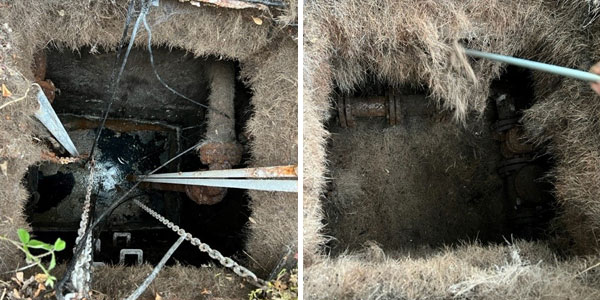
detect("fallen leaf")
[155,293,163,300]
[2,83,12,97]
[16,272,23,283]
[57,10,65,17]
[12,288,20,299]
[33,283,45,297]
[248,217,257,224]
[273,280,287,291]
[252,16,263,25]
[200,288,211,295]
[0,160,7,176]
[34,273,47,284]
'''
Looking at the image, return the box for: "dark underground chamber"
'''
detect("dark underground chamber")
[23,46,254,267]
[323,67,556,255]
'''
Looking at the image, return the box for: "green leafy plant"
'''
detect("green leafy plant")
[0,228,66,287]
[249,268,298,300]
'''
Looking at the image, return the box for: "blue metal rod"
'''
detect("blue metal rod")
[464,48,600,82]
[140,178,298,193]
[34,89,80,157]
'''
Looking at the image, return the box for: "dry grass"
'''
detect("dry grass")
[304,0,600,257]
[242,37,298,275]
[0,22,45,271]
[0,0,298,295]
[305,241,600,299]
[304,0,600,298]
[522,78,600,253]
[92,264,252,299]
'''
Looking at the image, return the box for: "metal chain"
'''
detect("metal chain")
[133,199,266,286]
[70,159,95,298]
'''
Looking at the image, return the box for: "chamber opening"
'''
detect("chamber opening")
[323,68,556,256]
[23,45,254,267]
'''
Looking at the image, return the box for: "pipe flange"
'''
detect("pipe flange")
[337,91,403,127]
[492,118,519,133]
[394,94,402,125]
[505,127,534,154]
[185,185,227,205]
[198,141,243,166]
[387,92,396,126]
[497,156,531,177]
[337,94,348,128]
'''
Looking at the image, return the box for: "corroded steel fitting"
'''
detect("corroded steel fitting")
[198,141,243,169]
[32,50,56,103]
[185,142,242,205]
[186,61,239,205]
[337,91,402,127]
[185,184,227,206]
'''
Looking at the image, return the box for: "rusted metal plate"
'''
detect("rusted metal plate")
[63,117,174,133]
[41,150,82,164]
[32,50,56,102]
[248,165,297,178]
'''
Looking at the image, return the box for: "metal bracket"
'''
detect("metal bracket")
[94,239,101,253]
[119,249,143,265]
[113,232,132,247]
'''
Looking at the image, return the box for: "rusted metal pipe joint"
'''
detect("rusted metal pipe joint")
[197,141,243,170]
[185,61,240,205]
[337,91,402,127]
[32,50,56,103]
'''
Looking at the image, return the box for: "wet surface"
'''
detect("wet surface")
[24,48,254,267]
[29,116,180,230]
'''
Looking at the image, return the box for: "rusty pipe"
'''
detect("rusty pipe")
[338,91,402,127]
[186,61,241,205]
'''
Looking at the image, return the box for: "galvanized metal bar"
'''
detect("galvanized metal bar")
[464,48,600,82]
[143,165,297,179]
[125,235,185,300]
[34,89,79,156]
[139,178,297,192]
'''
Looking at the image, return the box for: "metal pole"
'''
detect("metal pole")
[125,235,186,300]
[142,165,297,179]
[139,178,297,193]
[34,89,80,156]
[463,48,600,82]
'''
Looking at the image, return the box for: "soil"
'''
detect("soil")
[323,94,510,255]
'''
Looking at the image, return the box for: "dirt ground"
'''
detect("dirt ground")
[323,96,508,255]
